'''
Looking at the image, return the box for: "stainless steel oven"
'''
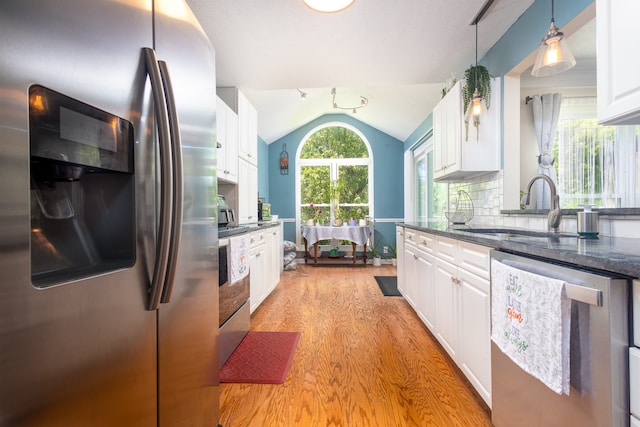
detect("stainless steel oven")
[218,237,250,368]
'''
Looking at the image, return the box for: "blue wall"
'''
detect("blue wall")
[257,136,269,201]
[266,113,404,246]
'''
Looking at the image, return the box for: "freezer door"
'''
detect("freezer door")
[154,1,220,426]
[0,1,158,426]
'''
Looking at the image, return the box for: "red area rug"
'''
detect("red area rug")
[219,331,300,384]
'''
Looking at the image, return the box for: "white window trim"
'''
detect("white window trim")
[295,122,374,250]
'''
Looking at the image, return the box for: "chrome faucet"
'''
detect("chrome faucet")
[521,174,562,232]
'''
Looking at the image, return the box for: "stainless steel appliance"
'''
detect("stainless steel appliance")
[218,194,236,227]
[491,250,629,427]
[0,2,220,425]
[218,237,250,368]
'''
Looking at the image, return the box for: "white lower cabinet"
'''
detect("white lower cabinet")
[400,228,492,407]
[631,347,640,419]
[266,224,282,294]
[248,230,267,313]
[396,226,405,295]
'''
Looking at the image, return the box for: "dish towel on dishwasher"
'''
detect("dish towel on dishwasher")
[491,259,571,395]
[229,235,249,284]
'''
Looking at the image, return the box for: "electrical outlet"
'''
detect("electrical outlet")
[383,246,388,254]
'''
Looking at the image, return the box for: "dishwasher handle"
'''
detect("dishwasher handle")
[492,254,603,307]
[564,283,602,307]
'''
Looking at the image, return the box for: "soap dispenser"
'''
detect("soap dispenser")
[577,205,599,238]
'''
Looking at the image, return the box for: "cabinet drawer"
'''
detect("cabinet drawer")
[458,241,491,280]
[632,347,640,417]
[249,230,266,248]
[436,235,457,263]
[405,229,418,247]
[416,231,435,253]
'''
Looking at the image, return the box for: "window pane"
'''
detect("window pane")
[428,151,447,219]
[300,127,368,159]
[553,97,640,208]
[300,165,330,222]
[416,155,426,221]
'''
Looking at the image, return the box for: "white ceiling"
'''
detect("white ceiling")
[186,0,539,143]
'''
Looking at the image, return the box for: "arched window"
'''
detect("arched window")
[295,123,373,247]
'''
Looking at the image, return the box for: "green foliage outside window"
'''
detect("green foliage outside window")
[299,126,370,224]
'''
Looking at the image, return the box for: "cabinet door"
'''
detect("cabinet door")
[597,0,640,125]
[403,244,418,309]
[458,267,491,405]
[433,101,445,178]
[416,249,436,332]
[216,97,228,180]
[266,227,280,293]
[443,82,461,174]
[396,227,405,293]
[238,159,257,224]
[224,108,238,182]
[249,236,267,313]
[434,258,459,360]
[238,91,258,165]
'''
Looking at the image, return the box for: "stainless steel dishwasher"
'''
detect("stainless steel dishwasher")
[490,250,629,427]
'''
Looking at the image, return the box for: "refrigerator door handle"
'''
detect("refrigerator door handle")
[158,60,183,304]
[144,47,174,311]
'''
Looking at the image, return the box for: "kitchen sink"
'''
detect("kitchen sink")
[461,228,578,239]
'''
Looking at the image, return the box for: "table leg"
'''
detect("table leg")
[313,243,318,264]
[303,238,309,264]
[363,243,367,265]
[351,242,356,265]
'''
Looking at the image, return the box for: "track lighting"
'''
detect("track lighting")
[331,87,368,114]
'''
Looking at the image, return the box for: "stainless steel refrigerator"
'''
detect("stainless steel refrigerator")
[0,1,220,425]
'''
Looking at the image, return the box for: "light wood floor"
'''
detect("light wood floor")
[219,264,492,427]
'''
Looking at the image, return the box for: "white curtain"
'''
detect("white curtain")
[531,93,562,209]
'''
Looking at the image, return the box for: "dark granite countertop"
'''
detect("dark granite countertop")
[218,221,280,239]
[400,221,640,279]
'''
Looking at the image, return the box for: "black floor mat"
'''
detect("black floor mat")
[374,276,402,296]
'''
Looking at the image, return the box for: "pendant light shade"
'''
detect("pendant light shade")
[531,0,576,77]
[303,0,354,13]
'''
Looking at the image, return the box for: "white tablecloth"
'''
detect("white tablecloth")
[301,225,371,246]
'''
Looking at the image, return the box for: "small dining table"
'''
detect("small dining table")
[301,225,371,265]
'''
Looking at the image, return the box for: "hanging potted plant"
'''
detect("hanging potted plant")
[462,64,492,141]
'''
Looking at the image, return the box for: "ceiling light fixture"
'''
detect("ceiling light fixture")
[331,87,368,114]
[303,0,354,13]
[297,89,307,100]
[531,0,576,77]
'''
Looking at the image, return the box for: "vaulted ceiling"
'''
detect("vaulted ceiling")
[186,0,539,143]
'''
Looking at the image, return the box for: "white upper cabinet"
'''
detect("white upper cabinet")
[216,96,238,183]
[217,88,258,166]
[597,0,640,125]
[433,78,501,182]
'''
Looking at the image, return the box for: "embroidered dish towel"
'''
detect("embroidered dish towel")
[229,235,249,284]
[491,260,571,395]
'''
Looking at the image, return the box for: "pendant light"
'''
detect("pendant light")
[531,0,576,77]
[470,22,483,118]
[303,0,354,13]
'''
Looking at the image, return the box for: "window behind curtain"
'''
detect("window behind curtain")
[554,97,640,208]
